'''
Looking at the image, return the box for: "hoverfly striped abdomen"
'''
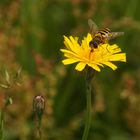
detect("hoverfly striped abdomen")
[97,28,111,39]
[88,19,124,52]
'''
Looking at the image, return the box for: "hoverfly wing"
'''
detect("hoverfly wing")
[105,32,124,40]
[88,19,98,36]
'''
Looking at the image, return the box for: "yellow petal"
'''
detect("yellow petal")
[102,62,117,70]
[75,62,86,71]
[88,63,101,72]
[64,40,71,50]
[109,44,119,49]
[60,49,79,58]
[74,37,79,41]
[101,44,121,54]
[64,36,77,50]
[70,36,80,50]
[86,33,92,43]
[60,49,75,54]
[62,59,79,65]
[64,36,81,54]
[64,36,75,51]
[109,53,126,62]
[95,63,104,67]
[81,33,92,51]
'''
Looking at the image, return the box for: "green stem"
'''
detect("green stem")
[0,109,4,140]
[0,97,12,140]
[82,76,92,140]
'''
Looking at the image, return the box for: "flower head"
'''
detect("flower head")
[60,33,126,72]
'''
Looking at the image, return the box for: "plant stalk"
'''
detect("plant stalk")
[82,67,94,140]
[0,109,4,140]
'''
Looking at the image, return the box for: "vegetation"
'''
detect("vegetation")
[0,0,140,140]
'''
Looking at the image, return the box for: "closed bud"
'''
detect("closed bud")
[33,95,45,119]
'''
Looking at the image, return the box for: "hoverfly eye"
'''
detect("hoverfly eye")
[89,40,98,49]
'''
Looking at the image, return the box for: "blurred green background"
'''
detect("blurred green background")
[0,0,140,140]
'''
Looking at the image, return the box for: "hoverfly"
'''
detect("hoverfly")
[88,19,124,52]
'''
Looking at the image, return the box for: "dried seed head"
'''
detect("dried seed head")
[33,95,45,118]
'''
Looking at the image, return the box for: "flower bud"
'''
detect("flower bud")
[33,95,45,118]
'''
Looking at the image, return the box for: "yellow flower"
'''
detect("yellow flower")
[60,33,126,72]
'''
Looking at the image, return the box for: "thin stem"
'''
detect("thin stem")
[82,75,92,140]
[0,97,12,140]
[82,67,94,140]
[0,109,4,140]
